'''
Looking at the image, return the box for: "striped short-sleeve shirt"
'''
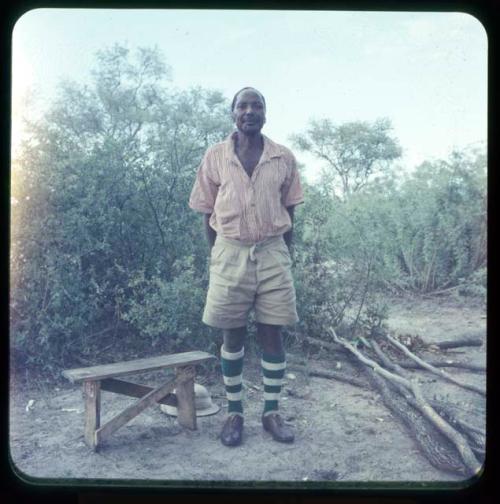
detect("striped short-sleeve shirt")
[189,132,305,244]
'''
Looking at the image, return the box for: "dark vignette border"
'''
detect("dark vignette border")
[1,0,497,503]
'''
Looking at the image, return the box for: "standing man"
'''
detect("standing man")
[189,87,304,447]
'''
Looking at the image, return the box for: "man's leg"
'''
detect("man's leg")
[257,323,294,443]
[220,326,246,446]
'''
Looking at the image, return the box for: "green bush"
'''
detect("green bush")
[387,149,486,292]
[291,182,392,344]
[119,256,213,352]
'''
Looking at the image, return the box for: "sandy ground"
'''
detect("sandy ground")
[9,295,486,489]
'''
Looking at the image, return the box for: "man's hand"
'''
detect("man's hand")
[287,243,295,265]
[204,213,216,252]
[284,205,295,258]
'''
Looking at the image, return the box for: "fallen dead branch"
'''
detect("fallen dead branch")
[421,285,461,297]
[301,331,484,471]
[304,335,344,353]
[382,331,485,397]
[434,337,483,350]
[305,334,485,373]
[364,336,479,433]
[329,327,482,477]
[409,380,481,475]
[300,336,474,473]
[429,404,486,459]
[288,363,368,389]
[326,330,410,390]
[367,337,485,460]
[358,361,469,475]
[397,360,485,373]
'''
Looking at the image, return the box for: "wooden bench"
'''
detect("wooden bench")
[62,351,216,451]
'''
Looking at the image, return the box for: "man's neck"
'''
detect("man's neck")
[235,131,263,152]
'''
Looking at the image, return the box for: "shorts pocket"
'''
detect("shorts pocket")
[210,244,226,266]
[269,247,292,269]
[278,242,292,262]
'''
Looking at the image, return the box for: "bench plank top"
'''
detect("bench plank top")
[62,351,215,383]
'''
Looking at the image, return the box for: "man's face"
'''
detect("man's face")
[232,89,266,135]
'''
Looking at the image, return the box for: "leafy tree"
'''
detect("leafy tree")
[10,44,233,378]
[291,118,402,199]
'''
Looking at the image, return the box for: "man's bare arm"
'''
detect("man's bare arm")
[284,206,295,250]
[204,213,217,250]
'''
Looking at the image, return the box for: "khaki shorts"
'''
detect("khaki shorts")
[202,235,299,329]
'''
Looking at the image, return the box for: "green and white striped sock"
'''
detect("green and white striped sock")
[221,345,244,417]
[262,351,286,417]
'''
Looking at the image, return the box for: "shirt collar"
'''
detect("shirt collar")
[226,131,283,165]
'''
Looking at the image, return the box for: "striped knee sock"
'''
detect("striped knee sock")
[262,351,286,417]
[221,345,244,416]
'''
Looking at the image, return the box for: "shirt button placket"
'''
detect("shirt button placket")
[248,183,258,242]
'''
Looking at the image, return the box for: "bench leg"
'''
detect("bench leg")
[175,366,196,430]
[83,380,101,450]
[94,375,177,447]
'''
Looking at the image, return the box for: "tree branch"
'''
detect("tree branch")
[329,327,481,476]
[382,331,485,397]
[367,337,484,453]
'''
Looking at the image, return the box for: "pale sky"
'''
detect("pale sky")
[11,8,487,183]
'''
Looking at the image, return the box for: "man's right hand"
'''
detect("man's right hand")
[204,213,216,250]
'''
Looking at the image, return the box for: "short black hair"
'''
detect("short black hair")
[231,87,266,111]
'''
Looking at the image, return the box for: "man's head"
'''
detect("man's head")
[231,87,266,135]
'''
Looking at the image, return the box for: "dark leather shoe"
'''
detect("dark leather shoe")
[262,413,295,443]
[220,414,244,446]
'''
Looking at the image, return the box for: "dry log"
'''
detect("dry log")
[434,337,483,350]
[361,364,468,475]
[329,327,482,476]
[367,332,485,373]
[430,403,486,459]
[398,360,485,373]
[382,332,485,397]
[409,381,481,476]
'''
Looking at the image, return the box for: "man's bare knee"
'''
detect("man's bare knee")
[222,326,246,352]
[256,323,283,354]
[256,322,281,337]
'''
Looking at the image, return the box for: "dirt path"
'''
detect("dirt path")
[9,295,486,487]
